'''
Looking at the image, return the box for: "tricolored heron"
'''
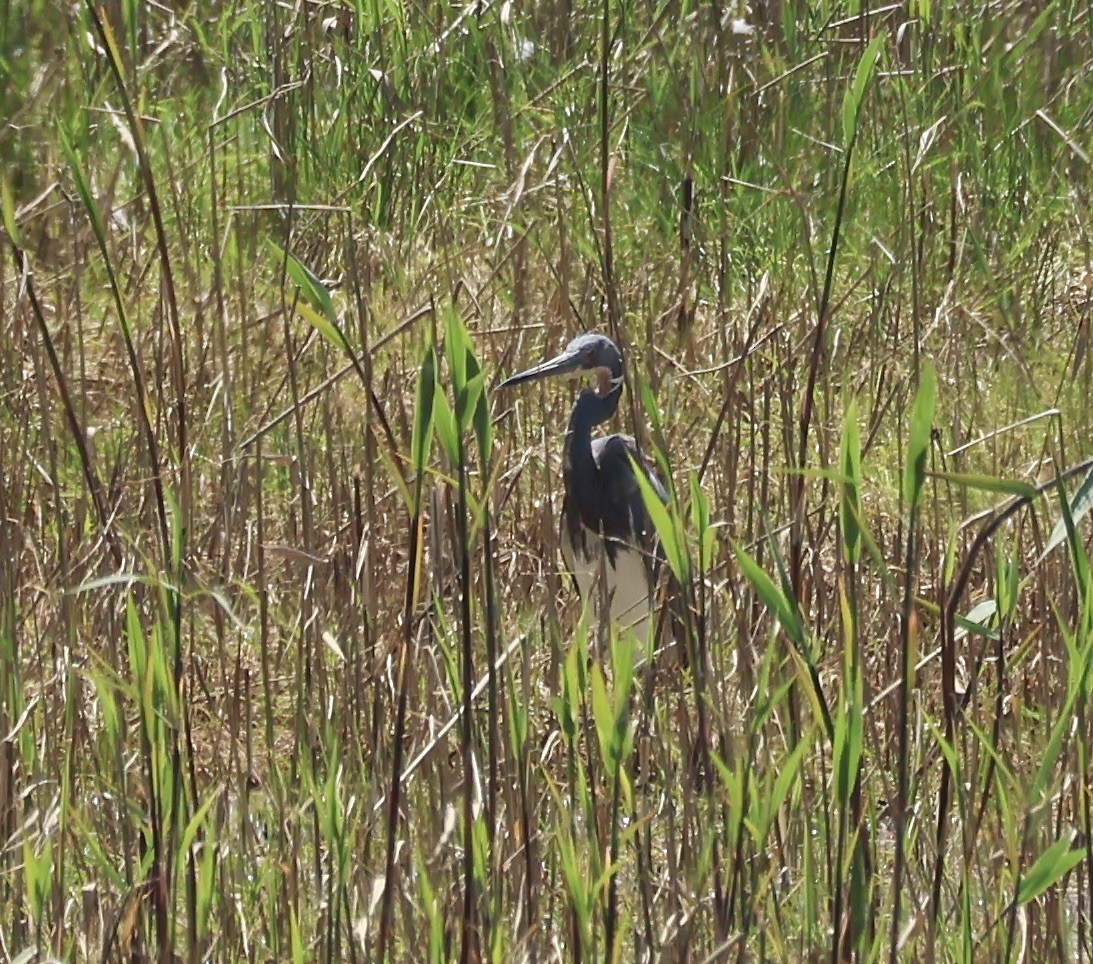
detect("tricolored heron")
[499,333,668,645]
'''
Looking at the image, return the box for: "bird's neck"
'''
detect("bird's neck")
[563,388,620,530]
[566,386,619,445]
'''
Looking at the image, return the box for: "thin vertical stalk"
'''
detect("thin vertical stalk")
[482,512,500,874]
[456,435,478,963]
[377,512,423,961]
[6,248,120,565]
[892,626,917,958]
[599,0,618,332]
[792,140,855,602]
[379,344,434,960]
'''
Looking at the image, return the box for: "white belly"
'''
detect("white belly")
[561,525,652,647]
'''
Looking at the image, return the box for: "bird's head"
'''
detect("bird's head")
[498,332,624,398]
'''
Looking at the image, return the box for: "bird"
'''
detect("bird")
[499,332,670,648]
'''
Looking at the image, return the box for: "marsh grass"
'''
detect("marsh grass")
[3,0,1093,959]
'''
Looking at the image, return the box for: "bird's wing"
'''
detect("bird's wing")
[595,435,690,655]
[592,434,668,572]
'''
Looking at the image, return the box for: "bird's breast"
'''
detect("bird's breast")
[560,510,652,645]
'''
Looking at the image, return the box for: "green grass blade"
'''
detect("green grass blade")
[629,452,686,581]
[411,341,437,505]
[1016,836,1084,906]
[270,241,338,327]
[733,541,806,651]
[904,363,937,510]
[843,35,886,144]
[927,471,1038,499]
[840,398,862,564]
[1042,466,1093,560]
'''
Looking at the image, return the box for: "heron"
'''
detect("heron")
[499,332,670,647]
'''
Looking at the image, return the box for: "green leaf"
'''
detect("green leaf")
[178,785,222,876]
[270,240,338,328]
[125,595,147,694]
[167,485,184,584]
[956,600,999,640]
[554,636,584,745]
[590,664,613,764]
[637,373,673,485]
[840,398,862,564]
[1030,675,1082,805]
[628,452,687,581]
[927,470,1037,499]
[965,716,1016,790]
[269,241,358,363]
[444,304,471,390]
[840,493,892,587]
[996,549,1020,625]
[456,370,486,435]
[960,864,974,963]
[1,176,20,247]
[1055,474,1093,607]
[688,473,708,536]
[467,339,491,466]
[293,299,347,354]
[942,520,959,586]
[556,827,590,939]
[196,810,218,939]
[610,628,635,714]
[1042,466,1093,560]
[506,671,528,757]
[433,388,459,464]
[1016,835,1084,906]
[290,907,306,964]
[927,718,961,794]
[415,849,444,964]
[689,474,716,574]
[89,669,120,751]
[61,130,106,240]
[23,837,51,918]
[1002,4,1055,69]
[842,35,885,144]
[733,541,806,650]
[833,691,863,806]
[411,342,437,477]
[67,809,126,891]
[758,736,806,844]
[904,363,937,510]
[637,374,659,436]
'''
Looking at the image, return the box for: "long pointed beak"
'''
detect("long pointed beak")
[498,348,583,389]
